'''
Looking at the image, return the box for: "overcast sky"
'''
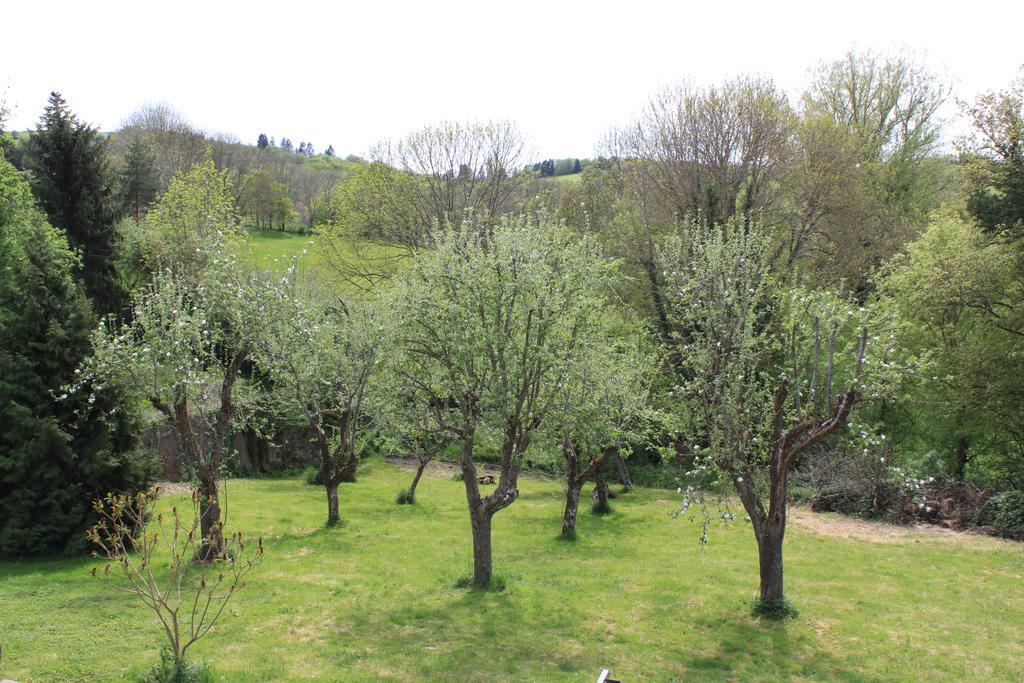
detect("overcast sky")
[2,0,1021,159]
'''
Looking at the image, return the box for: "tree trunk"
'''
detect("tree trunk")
[953,436,969,481]
[325,482,340,526]
[757,526,785,604]
[197,467,223,561]
[614,452,632,491]
[470,505,493,587]
[592,465,611,513]
[338,450,359,482]
[561,479,584,539]
[408,459,427,500]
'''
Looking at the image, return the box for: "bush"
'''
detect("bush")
[139,649,213,683]
[751,598,799,620]
[395,488,415,505]
[974,491,1024,539]
[629,462,688,490]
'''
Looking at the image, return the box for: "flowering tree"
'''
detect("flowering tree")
[553,316,656,538]
[389,216,614,587]
[253,275,387,525]
[82,242,261,560]
[661,220,895,614]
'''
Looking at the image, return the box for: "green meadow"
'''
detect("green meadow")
[1,460,1021,682]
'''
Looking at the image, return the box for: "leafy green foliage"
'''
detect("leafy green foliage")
[25,92,124,312]
[0,153,149,556]
[881,210,1024,485]
[975,490,1024,539]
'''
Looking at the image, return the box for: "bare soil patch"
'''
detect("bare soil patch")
[790,506,1017,549]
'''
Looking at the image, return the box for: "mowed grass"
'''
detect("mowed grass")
[239,229,322,274]
[238,229,409,290]
[1,460,1023,681]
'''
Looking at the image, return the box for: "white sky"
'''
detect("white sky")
[2,0,1021,159]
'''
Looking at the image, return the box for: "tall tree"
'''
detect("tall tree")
[390,216,613,587]
[959,67,1024,243]
[0,153,149,557]
[661,219,896,613]
[25,92,123,313]
[372,119,529,240]
[118,137,160,225]
[83,237,261,561]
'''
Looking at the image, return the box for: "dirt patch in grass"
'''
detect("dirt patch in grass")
[153,481,193,496]
[791,507,1017,549]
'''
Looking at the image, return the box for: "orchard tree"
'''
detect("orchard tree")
[553,315,655,539]
[390,216,614,587]
[81,239,261,560]
[25,91,123,313]
[254,276,387,525]
[661,220,896,615]
[376,360,452,505]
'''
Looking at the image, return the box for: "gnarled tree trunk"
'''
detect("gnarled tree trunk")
[562,480,584,539]
[326,482,340,525]
[614,451,633,491]
[408,458,428,500]
[560,435,584,539]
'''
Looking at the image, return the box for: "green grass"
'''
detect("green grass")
[238,229,321,275]
[238,230,409,291]
[542,173,582,185]
[2,460,1023,681]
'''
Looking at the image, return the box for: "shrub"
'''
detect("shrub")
[88,489,263,674]
[975,491,1024,539]
[751,598,799,620]
[139,648,213,683]
[395,488,416,505]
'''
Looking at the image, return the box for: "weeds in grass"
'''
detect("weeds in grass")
[453,575,508,592]
[591,498,613,515]
[751,598,800,620]
[395,488,416,505]
[139,648,213,683]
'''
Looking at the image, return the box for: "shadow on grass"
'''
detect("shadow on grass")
[686,614,859,680]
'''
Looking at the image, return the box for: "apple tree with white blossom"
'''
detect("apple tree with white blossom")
[661,219,902,615]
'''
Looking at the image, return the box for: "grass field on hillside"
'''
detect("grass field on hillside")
[239,230,409,290]
[1,460,1022,681]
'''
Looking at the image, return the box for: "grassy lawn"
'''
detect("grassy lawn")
[238,229,409,290]
[238,229,321,275]
[1,460,1022,681]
